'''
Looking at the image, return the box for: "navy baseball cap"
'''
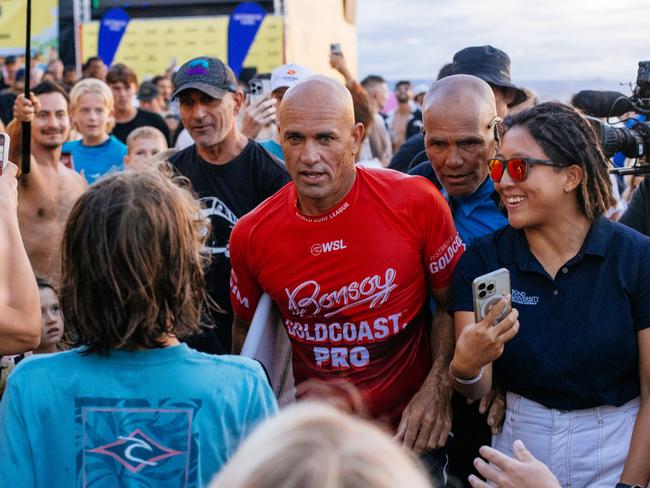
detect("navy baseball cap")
[172,57,238,100]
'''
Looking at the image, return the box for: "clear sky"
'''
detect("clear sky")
[357,0,650,85]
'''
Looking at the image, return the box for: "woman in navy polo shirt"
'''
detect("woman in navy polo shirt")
[449,102,650,488]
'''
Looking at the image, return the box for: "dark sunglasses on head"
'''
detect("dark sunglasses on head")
[488,158,565,182]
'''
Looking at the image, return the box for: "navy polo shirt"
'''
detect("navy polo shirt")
[450,217,650,410]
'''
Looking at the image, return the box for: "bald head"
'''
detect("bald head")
[423,74,497,120]
[279,75,355,126]
[422,74,500,198]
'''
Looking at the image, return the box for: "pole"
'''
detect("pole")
[21,0,32,174]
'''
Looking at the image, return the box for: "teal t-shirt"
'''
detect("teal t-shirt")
[0,344,277,487]
[62,135,127,184]
[259,138,284,161]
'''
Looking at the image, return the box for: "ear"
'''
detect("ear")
[564,164,583,192]
[232,91,244,114]
[351,122,365,155]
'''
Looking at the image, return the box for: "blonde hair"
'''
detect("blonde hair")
[126,126,168,153]
[69,78,115,132]
[210,402,433,488]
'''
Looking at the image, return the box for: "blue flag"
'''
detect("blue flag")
[98,8,130,67]
[227,2,267,77]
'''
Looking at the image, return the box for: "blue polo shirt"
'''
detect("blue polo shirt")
[409,162,507,245]
[450,217,650,410]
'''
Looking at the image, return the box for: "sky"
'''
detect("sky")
[356,0,650,91]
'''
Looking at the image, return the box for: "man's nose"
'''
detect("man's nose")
[444,147,464,168]
[299,139,320,165]
[191,103,206,120]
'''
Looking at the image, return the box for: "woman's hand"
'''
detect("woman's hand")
[451,295,519,379]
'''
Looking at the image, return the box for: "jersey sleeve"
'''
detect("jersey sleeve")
[229,218,264,323]
[419,181,464,291]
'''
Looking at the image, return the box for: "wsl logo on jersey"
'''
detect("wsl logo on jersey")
[310,239,347,256]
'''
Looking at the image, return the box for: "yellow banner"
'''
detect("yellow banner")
[82,15,284,81]
[0,0,58,54]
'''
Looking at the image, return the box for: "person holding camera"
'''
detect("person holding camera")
[449,102,650,488]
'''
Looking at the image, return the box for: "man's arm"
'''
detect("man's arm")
[0,162,40,354]
[395,285,454,453]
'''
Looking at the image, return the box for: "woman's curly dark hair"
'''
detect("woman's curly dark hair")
[503,102,615,220]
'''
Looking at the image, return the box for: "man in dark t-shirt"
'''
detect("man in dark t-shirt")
[169,56,290,354]
[106,63,171,145]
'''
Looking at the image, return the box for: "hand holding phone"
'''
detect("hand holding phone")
[472,268,512,324]
[0,133,10,176]
[248,79,272,107]
[330,43,342,55]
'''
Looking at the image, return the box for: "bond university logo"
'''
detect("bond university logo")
[310,239,347,256]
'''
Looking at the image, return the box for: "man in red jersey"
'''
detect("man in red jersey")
[230,76,463,484]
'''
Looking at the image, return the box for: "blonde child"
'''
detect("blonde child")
[63,78,127,184]
[124,125,168,166]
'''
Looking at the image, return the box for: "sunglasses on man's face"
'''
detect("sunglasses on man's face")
[487,158,565,182]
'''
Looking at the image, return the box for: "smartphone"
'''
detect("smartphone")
[248,78,271,106]
[472,268,511,323]
[330,43,342,55]
[0,133,10,176]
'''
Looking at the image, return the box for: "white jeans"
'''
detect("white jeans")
[493,392,640,488]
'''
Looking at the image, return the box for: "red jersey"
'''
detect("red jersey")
[230,167,463,426]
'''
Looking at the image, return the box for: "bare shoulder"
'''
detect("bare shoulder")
[59,164,88,192]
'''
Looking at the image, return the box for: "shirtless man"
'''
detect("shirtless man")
[7,81,87,284]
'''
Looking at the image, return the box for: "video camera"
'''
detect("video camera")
[573,61,650,175]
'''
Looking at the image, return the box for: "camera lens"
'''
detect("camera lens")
[487,283,495,291]
[479,290,486,298]
[478,283,486,290]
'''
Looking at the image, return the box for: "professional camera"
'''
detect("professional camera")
[573,61,650,174]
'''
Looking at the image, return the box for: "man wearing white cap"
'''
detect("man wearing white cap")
[258,63,312,160]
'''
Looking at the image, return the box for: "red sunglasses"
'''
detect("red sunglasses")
[488,158,564,182]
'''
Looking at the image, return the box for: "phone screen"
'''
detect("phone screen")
[0,135,6,175]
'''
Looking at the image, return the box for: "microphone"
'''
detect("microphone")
[572,90,636,118]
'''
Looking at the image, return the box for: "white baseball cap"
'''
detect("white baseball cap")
[270,64,313,92]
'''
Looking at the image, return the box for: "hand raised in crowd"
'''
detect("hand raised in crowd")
[329,51,353,87]
[451,296,519,382]
[13,92,41,124]
[395,374,453,453]
[239,95,277,139]
[469,440,561,488]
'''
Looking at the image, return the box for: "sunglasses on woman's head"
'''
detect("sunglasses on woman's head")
[487,158,565,182]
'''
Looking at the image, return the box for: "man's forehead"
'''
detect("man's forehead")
[38,92,69,111]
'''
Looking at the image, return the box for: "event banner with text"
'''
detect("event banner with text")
[0,0,58,55]
[82,15,283,81]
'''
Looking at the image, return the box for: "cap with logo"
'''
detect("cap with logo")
[137,81,159,101]
[171,56,238,100]
[270,63,313,92]
[450,45,527,107]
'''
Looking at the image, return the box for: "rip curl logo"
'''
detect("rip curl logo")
[87,429,182,474]
[512,289,539,305]
[186,59,209,76]
[286,268,397,318]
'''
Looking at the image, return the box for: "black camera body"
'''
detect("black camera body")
[574,61,650,174]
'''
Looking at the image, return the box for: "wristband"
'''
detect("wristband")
[449,365,483,385]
